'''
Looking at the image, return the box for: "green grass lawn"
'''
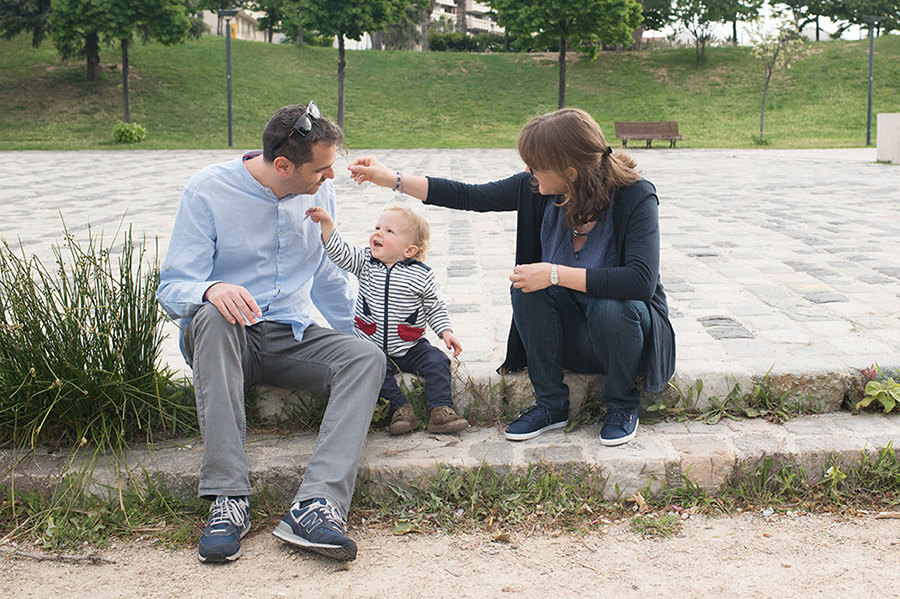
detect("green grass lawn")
[1,33,898,150]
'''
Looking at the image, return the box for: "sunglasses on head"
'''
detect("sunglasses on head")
[271,101,320,154]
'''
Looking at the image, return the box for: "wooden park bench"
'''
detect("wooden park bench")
[614,121,683,148]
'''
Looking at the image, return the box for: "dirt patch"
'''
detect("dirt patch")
[3,512,898,598]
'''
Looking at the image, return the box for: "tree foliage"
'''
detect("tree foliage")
[824,0,900,35]
[640,0,674,32]
[48,0,190,82]
[489,0,643,109]
[0,0,51,47]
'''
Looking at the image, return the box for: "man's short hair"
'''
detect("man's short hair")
[262,104,344,165]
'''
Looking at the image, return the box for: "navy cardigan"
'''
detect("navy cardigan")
[426,171,675,394]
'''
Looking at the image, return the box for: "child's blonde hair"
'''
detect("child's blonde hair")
[385,205,430,262]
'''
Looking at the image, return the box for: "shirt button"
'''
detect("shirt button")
[278,257,283,262]
[279,230,284,235]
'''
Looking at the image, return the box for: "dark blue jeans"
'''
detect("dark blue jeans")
[379,339,452,413]
[511,286,650,413]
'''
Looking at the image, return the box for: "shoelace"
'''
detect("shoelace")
[300,499,346,532]
[605,410,634,426]
[208,496,247,531]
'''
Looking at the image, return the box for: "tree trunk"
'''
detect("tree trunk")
[268,25,273,43]
[733,20,738,45]
[632,25,644,50]
[121,39,130,123]
[455,0,466,33]
[815,15,820,41]
[85,32,100,81]
[337,36,346,130]
[422,0,433,51]
[760,73,771,140]
[558,33,567,109]
[297,27,304,46]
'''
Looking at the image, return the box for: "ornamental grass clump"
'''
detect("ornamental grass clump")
[0,223,196,452]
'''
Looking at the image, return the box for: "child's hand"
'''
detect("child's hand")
[442,330,462,358]
[305,207,335,244]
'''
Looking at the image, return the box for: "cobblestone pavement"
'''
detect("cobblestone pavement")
[3,148,898,395]
[2,148,899,497]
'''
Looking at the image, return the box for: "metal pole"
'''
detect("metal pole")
[226,17,233,148]
[863,16,879,147]
[866,24,874,146]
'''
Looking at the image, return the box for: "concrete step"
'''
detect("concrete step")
[4,413,897,504]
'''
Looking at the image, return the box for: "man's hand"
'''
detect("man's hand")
[509,263,553,293]
[204,282,262,326]
[441,330,463,358]
[305,206,335,244]
[348,156,393,188]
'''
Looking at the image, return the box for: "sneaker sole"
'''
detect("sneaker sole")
[600,421,639,447]
[504,419,568,441]
[197,523,251,563]
[272,521,358,561]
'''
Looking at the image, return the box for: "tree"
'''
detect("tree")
[49,0,189,117]
[672,0,718,61]
[0,0,51,47]
[108,0,191,122]
[824,0,900,36]
[640,0,674,32]
[383,0,429,50]
[289,0,407,130]
[248,0,287,42]
[751,22,807,142]
[776,0,829,40]
[720,0,762,45]
[489,0,643,109]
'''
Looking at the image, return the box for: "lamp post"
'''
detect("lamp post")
[219,9,240,147]
[863,15,880,147]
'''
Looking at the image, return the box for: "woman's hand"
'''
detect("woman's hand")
[348,156,394,188]
[305,206,335,244]
[510,263,553,293]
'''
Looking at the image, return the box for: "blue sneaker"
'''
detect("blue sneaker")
[273,498,357,561]
[600,408,639,446]
[504,405,568,441]
[197,496,250,563]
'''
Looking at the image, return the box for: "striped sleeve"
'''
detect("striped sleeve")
[420,269,452,336]
[323,230,368,277]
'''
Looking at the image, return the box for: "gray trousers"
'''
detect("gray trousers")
[183,304,385,517]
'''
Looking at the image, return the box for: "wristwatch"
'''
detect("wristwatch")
[549,264,559,286]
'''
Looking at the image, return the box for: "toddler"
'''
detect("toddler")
[306,205,469,435]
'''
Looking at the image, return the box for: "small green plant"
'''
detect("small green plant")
[0,221,195,451]
[112,121,146,144]
[647,378,703,421]
[856,364,900,413]
[631,513,681,538]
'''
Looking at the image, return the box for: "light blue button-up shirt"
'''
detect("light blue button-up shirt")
[157,153,355,357]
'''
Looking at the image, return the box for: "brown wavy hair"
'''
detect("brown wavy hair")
[517,108,641,229]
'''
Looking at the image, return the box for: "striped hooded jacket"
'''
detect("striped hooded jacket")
[323,230,452,357]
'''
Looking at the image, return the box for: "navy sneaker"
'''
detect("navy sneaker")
[600,408,639,446]
[198,496,251,563]
[272,498,358,561]
[504,405,568,441]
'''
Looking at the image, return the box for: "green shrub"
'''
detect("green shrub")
[428,31,507,52]
[0,223,195,450]
[112,121,146,144]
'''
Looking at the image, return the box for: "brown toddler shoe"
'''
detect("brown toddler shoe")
[389,403,420,435]
[427,406,469,434]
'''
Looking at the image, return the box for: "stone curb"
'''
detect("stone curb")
[3,413,897,504]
